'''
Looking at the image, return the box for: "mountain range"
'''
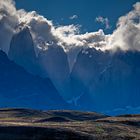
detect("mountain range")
[0,26,140,115]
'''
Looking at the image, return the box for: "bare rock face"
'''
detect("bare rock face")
[8,27,38,74]
[38,44,71,100]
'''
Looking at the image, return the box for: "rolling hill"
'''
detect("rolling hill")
[0,108,139,140]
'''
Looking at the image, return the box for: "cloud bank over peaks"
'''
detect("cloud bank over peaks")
[0,0,140,102]
[0,0,140,72]
[17,10,58,53]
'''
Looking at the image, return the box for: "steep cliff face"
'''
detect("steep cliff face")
[38,44,71,100]
[8,26,72,100]
[8,27,38,74]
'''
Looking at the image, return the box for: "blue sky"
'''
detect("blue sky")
[15,0,138,34]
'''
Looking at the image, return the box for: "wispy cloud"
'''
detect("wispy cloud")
[69,15,78,20]
[95,16,111,29]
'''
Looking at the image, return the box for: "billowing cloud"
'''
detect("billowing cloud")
[95,16,111,29]
[17,10,58,54]
[109,2,140,51]
[0,0,109,57]
[0,0,18,53]
[0,0,140,81]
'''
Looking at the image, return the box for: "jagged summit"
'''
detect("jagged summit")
[8,27,38,74]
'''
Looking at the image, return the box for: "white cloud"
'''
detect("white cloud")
[108,2,140,51]
[95,16,111,29]
[17,10,57,53]
[0,0,18,53]
[69,15,78,20]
